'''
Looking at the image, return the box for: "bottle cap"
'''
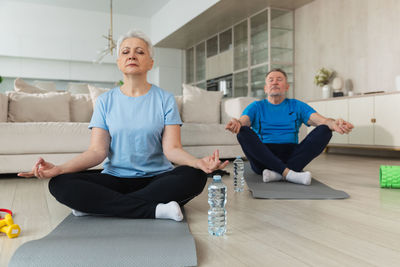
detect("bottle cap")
[236,156,241,159]
[213,175,222,181]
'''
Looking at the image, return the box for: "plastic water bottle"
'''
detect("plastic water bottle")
[208,175,227,236]
[233,156,244,192]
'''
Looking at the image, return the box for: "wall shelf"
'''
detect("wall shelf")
[185,7,294,99]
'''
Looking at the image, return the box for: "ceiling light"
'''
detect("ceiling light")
[94,0,116,64]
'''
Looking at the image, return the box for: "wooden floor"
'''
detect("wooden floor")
[1,153,400,267]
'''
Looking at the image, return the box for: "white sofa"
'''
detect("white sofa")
[0,80,256,174]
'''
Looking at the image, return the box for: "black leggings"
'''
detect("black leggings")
[48,165,207,219]
[237,125,332,175]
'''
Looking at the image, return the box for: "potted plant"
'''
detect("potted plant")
[314,68,333,99]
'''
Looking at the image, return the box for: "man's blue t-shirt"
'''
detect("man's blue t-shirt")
[242,98,315,144]
[89,85,182,178]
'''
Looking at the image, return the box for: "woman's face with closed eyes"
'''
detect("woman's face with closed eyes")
[117,37,153,75]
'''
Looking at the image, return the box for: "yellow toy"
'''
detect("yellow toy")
[0,209,21,238]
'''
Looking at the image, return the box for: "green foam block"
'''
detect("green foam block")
[380,165,400,188]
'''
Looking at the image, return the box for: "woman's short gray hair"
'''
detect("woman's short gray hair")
[116,30,154,58]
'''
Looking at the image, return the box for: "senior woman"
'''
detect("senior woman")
[18,30,228,221]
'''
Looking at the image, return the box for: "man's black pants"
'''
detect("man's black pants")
[237,125,332,174]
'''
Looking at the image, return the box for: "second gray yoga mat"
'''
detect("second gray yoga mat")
[244,162,349,199]
[9,214,197,267]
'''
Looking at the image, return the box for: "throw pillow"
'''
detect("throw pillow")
[7,91,71,122]
[33,80,57,91]
[88,85,110,108]
[0,93,8,122]
[221,97,257,124]
[70,94,93,122]
[182,84,223,124]
[67,83,90,94]
[14,78,49,94]
[174,95,183,117]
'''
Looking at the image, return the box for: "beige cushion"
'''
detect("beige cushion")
[221,97,257,124]
[33,80,57,91]
[14,78,49,94]
[0,93,8,122]
[7,91,71,122]
[67,83,90,94]
[88,85,110,108]
[174,95,183,117]
[181,123,238,146]
[0,122,91,154]
[70,94,93,122]
[182,84,223,123]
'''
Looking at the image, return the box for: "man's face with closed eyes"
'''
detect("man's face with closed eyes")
[264,71,289,97]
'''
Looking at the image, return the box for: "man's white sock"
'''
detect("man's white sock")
[286,170,312,185]
[262,169,283,183]
[155,201,183,222]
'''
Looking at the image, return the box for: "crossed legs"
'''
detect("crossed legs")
[237,125,332,185]
[48,165,207,220]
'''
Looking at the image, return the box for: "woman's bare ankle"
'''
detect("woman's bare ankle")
[282,168,290,178]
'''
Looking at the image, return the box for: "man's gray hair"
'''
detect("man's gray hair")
[116,30,154,58]
[265,68,288,80]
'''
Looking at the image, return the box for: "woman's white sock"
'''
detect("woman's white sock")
[262,169,283,183]
[155,201,183,221]
[71,209,91,217]
[286,170,312,185]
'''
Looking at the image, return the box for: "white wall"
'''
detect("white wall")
[0,0,211,95]
[151,0,219,45]
[295,0,400,101]
[150,0,219,94]
[149,0,220,94]
[151,47,184,95]
[0,0,149,83]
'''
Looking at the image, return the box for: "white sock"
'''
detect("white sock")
[71,209,91,217]
[155,201,183,222]
[285,170,312,185]
[262,169,283,183]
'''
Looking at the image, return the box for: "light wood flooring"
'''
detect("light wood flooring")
[1,153,400,267]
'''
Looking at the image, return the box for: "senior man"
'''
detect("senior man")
[225,68,354,185]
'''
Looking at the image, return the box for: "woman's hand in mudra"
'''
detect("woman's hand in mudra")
[18,157,62,179]
[196,149,229,174]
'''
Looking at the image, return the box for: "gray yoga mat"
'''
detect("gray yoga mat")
[9,214,197,267]
[244,162,349,199]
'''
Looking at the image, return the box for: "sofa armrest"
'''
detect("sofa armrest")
[221,97,257,124]
[0,93,8,122]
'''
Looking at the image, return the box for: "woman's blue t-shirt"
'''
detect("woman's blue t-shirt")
[89,85,182,178]
[242,98,315,144]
